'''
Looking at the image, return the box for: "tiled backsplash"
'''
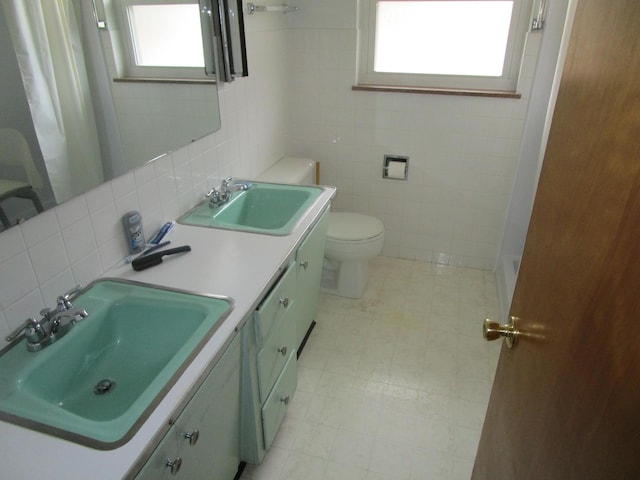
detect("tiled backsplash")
[0,126,224,342]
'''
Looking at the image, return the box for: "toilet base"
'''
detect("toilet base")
[320,258,370,299]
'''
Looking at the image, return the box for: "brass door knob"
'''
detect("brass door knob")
[483,316,519,349]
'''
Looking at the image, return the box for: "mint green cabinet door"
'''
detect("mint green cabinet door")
[295,209,329,349]
[261,351,297,450]
[135,334,241,480]
[256,309,296,402]
[254,264,296,346]
[134,431,176,480]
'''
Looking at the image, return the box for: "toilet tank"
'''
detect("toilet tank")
[257,157,316,185]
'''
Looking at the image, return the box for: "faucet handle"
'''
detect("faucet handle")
[222,176,233,188]
[56,285,83,310]
[5,318,45,343]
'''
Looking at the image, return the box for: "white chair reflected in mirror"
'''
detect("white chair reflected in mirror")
[0,128,44,228]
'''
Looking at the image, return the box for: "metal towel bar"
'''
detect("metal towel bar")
[247,3,299,14]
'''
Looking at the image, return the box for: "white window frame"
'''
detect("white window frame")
[117,0,210,80]
[357,0,534,92]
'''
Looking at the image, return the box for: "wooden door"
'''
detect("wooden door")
[472,1,640,479]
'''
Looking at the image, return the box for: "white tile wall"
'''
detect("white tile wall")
[288,2,539,269]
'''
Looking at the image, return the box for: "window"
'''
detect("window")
[118,0,209,79]
[358,0,534,92]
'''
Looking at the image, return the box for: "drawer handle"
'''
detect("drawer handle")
[279,297,290,308]
[299,260,309,270]
[184,429,200,446]
[278,346,288,356]
[166,457,183,475]
[281,395,290,405]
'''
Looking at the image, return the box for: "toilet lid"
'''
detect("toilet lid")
[327,213,384,241]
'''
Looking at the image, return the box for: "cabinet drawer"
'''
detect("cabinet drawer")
[261,351,297,450]
[254,264,296,344]
[256,310,296,402]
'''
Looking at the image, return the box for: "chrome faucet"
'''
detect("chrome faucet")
[205,177,253,208]
[5,285,88,352]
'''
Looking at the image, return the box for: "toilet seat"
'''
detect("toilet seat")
[324,212,385,265]
[327,213,384,241]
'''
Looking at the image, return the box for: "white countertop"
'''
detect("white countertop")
[0,186,334,479]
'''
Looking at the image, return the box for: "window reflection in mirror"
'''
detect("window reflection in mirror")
[118,1,211,79]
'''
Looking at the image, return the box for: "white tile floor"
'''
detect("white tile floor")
[241,256,502,480]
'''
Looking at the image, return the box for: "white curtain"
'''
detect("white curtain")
[3,0,103,204]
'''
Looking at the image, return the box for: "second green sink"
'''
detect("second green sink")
[0,279,232,449]
[179,182,323,235]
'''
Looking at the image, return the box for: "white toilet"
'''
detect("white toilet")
[258,157,384,299]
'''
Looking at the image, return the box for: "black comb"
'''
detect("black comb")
[131,245,191,271]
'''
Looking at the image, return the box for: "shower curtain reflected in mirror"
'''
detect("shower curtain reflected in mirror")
[3,0,103,204]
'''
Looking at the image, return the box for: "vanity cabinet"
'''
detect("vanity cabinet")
[240,261,298,464]
[134,334,241,480]
[254,263,298,449]
[240,262,298,464]
[240,208,329,465]
[260,351,297,448]
[295,208,329,349]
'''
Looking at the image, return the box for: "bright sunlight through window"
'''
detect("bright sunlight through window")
[127,3,204,68]
[374,1,514,77]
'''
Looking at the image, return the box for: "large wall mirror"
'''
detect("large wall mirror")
[0,0,235,232]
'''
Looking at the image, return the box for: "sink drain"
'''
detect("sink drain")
[93,379,116,395]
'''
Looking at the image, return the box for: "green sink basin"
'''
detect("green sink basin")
[0,279,232,449]
[179,182,323,235]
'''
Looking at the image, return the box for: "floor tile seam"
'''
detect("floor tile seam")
[454,348,492,363]
[351,377,428,401]
[455,358,492,373]
[370,432,420,453]
[455,375,491,390]
[454,340,489,352]
[454,367,495,382]
[324,459,372,477]
[410,442,458,459]
[288,431,340,462]
[280,451,329,478]
[329,438,375,466]
[456,349,491,370]
[389,357,431,369]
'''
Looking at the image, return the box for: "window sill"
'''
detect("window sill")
[352,84,521,99]
[114,77,217,86]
